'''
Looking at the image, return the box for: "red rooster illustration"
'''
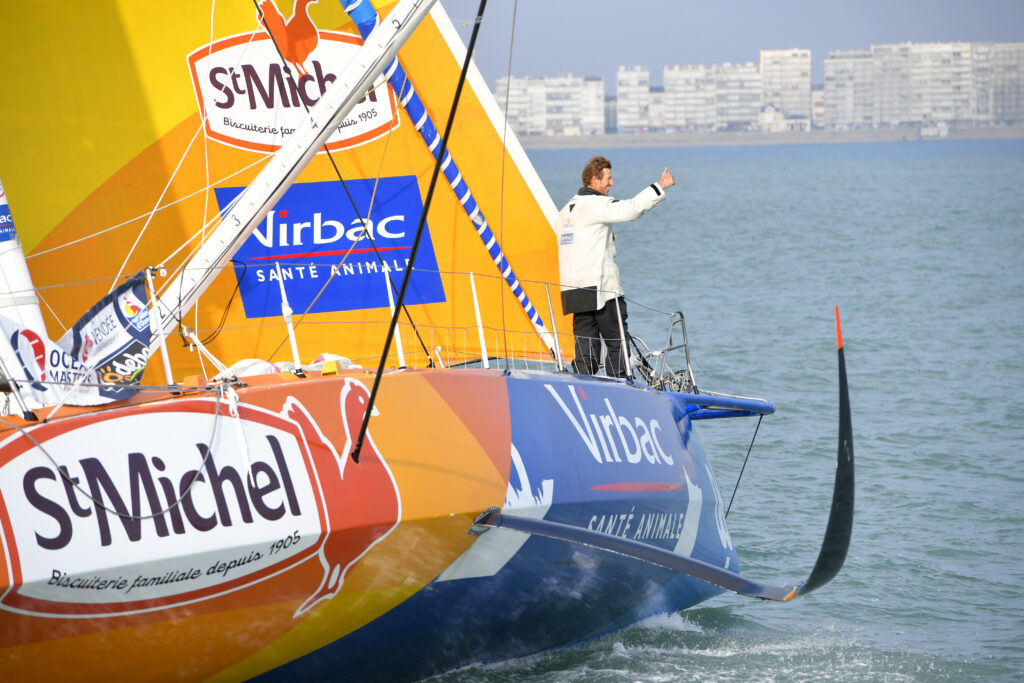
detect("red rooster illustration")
[258,0,321,77]
[289,379,401,616]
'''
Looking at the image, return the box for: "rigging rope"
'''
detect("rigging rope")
[725,414,763,519]
[0,383,229,522]
[350,0,489,463]
[107,122,209,295]
[497,0,520,373]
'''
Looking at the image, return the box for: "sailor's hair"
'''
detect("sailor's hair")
[582,155,611,187]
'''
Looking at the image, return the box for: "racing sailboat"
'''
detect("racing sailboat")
[0,1,853,680]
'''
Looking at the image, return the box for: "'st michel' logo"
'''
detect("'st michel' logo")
[186,0,400,153]
[0,378,400,618]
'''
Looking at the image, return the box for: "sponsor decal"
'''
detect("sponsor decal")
[9,329,48,392]
[187,16,400,153]
[586,506,689,542]
[0,180,15,242]
[61,273,153,402]
[95,340,150,388]
[121,293,150,334]
[219,177,446,317]
[544,383,675,466]
[582,465,704,553]
[0,378,400,618]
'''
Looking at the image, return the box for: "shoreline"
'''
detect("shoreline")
[517,125,1024,150]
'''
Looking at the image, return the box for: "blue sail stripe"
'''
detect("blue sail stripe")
[414,110,429,131]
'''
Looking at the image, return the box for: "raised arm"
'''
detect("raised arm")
[590,177,670,224]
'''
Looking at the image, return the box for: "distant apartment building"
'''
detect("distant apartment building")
[649,86,666,132]
[824,41,1024,129]
[663,64,716,130]
[580,76,606,134]
[662,62,762,132]
[972,42,1024,123]
[616,66,650,133]
[495,74,605,136]
[760,48,812,121]
[823,49,875,128]
[604,96,617,133]
[495,75,545,135]
[715,62,762,130]
[911,42,973,123]
[496,41,1023,137]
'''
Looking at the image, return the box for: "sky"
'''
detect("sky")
[443,0,1024,87]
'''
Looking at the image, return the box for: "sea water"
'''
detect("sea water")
[431,139,1024,681]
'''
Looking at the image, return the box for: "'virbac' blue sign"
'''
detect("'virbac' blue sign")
[217,177,446,318]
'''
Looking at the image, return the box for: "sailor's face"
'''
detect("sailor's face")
[591,168,613,195]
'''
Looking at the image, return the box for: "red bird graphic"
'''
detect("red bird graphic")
[258,0,320,78]
[290,379,401,616]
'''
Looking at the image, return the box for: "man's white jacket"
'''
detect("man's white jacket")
[556,184,665,313]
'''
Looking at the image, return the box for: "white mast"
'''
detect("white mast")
[150,0,437,352]
[0,177,46,333]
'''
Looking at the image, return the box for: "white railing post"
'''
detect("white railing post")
[468,272,489,369]
[384,271,406,368]
[544,284,564,372]
[614,293,633,381]
[274,262,302,368]
[146,267,175,386]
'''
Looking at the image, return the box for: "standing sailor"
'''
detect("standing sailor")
[556,156,675,377]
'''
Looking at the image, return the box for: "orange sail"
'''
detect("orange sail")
[1,1,566,380]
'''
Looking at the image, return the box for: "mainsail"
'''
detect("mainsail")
[2,0,565,380]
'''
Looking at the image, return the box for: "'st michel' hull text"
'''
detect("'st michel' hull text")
[23,434,302,551]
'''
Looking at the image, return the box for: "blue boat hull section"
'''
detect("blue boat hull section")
[257,373,739,682]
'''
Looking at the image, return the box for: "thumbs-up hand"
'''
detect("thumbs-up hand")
[658,167,675,190]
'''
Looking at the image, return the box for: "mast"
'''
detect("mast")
[149,0,437,353]
[0,177,46,333]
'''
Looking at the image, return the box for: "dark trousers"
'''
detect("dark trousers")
[572,296,630,378]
